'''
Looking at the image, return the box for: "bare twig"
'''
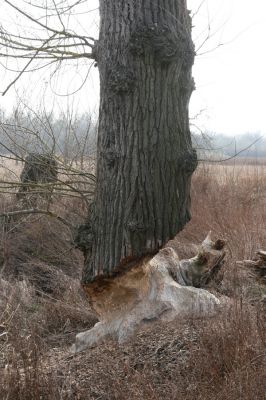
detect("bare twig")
[0,208,73,228]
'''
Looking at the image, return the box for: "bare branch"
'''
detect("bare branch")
[198,136,265,163]
[0,0,97,94]
[2,32,57,96]
[4,0,96,45]
[0,208,73,228]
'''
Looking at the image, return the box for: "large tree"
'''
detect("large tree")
[84,0,197,283]
[1,0,197,284]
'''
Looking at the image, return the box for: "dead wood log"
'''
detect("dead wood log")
[71,233,226,353]
[238,250,266,284]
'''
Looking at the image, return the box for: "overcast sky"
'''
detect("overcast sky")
[189,0,266,136]
[0,0,265,137]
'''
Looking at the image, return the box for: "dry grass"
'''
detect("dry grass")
[0,159,265,399]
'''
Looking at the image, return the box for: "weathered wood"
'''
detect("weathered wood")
[72,233,225,352]
[257,250,266,261]
[82,0,196,283]
[239,250,266,284]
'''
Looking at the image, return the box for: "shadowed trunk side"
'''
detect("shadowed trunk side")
[82,0,197,283]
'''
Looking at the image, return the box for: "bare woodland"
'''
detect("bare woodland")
[0,1,265,399]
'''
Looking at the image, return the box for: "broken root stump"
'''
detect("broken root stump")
[238,250,266,285]
[72,233,226,352]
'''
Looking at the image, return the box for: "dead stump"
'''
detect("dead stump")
[72,233,226,352]
[17,153,58,206]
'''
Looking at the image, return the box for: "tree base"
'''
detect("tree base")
[72,233,225,353]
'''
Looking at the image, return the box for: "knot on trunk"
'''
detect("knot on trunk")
[108,64,136,94]
[130,24,195,65]
[125,220,153,257]
[74,202,96,262]
[177,149,198,174]
[101,148,120,168]
[180,76,196,94]
[74,222,94,256]
[126,220,148,233]
[91,40,99,61]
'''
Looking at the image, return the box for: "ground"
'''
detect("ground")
[0,158,265,399]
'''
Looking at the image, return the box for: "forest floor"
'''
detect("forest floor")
[0,159,265,399]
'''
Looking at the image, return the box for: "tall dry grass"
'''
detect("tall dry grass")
[0,159,265,399]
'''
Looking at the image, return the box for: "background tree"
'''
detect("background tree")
[0,0,197,284]
[0,104,96,229]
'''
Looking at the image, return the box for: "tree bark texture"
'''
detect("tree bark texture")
[83,0,197,283]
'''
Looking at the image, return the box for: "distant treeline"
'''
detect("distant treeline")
[0,107,97,163]
[192,132,266,159]
[1,106,265,160]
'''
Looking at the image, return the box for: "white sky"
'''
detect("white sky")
[189,0,266,136]
[0,0,266,136]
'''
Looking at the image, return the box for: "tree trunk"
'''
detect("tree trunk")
[83,0,197,283]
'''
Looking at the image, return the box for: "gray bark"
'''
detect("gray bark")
[82,0,197,283]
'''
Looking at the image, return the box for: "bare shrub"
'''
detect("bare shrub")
[0,332,61,400]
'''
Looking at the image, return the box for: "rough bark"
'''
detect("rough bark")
[83,0,197,283]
